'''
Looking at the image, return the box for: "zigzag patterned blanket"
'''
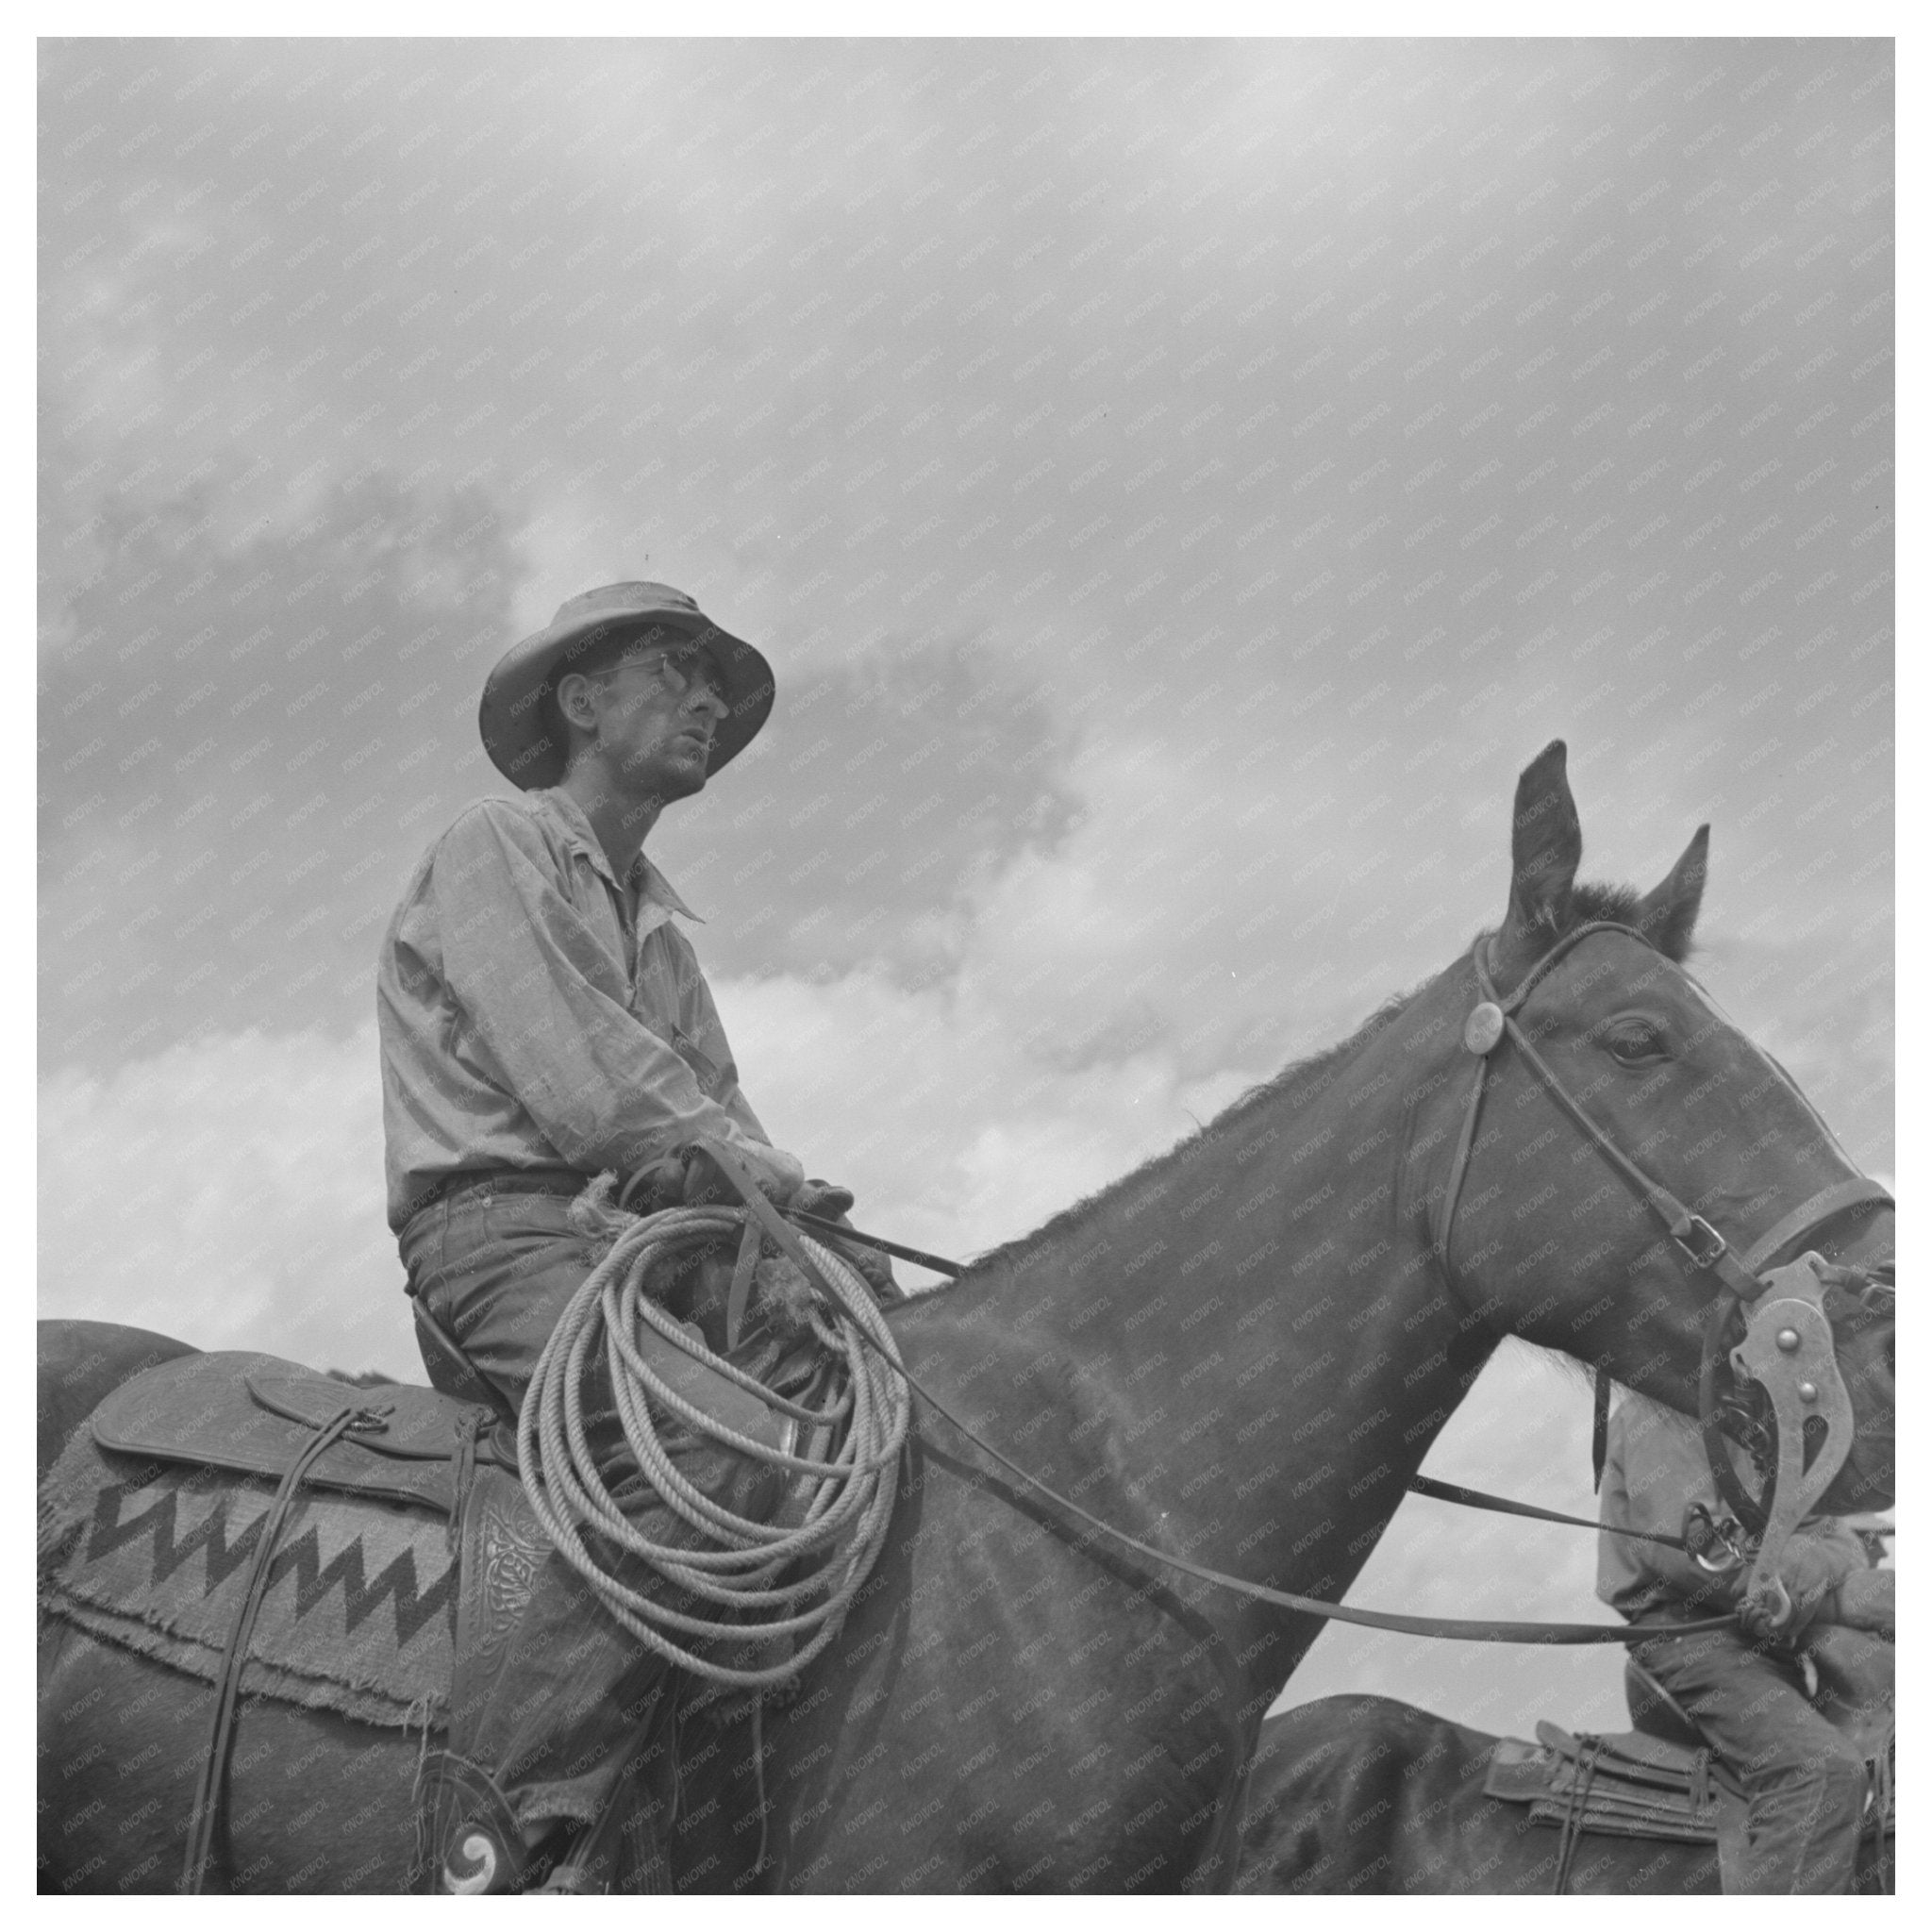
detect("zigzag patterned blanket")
[39,1425,457,1729]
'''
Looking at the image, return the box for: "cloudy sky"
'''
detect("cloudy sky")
[39,37,1891,1735]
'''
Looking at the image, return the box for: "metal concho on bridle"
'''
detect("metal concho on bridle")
[1431,922,1892,1618]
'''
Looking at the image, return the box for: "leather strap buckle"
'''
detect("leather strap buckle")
[1673,1216,1729,1270]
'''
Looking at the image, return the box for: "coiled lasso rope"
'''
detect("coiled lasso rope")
[518,1203,909,1690]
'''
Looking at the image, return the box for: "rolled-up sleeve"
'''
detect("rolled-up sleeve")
[1802,1514,1868,1582]
[434,804,765,1175]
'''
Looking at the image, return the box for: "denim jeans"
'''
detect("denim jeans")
[395,1187,780,1841]
[1635,1617,1869,1892]
[398,1186,780,1468]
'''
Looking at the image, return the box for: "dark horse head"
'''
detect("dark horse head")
[1432,741,1893,1514]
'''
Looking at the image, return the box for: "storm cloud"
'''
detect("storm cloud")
[40,38,1891,1734]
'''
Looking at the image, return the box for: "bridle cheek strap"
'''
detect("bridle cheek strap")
[1431,924,1893,1308]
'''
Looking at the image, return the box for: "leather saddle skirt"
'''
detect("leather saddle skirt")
[90,1350,516,1517]
[1485,1724,1741,1844]
[1485,1718,1893,1849]
[89,1333,836,1523]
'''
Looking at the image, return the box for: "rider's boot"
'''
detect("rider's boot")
[415,1507,672,1894]
[414,1430,781,1893]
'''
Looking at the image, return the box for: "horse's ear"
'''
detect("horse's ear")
[1493,740,1582,985]
[1633,825,1708,961]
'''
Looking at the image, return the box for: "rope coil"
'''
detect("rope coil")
[518,1205,909,1690]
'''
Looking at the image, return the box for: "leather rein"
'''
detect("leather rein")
[711,1140,1692,1645]
[700,923,1890,1649]
[798,1225,1694,1553]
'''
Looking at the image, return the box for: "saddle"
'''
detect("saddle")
[77,1337,841,1894]
[81,1351,626,1891]
[91,1350,517,1514]
[1483,1645,1895,1893]
[1484,1723,1743,1845]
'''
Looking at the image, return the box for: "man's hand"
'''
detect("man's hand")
[792,1178,901,1303]
[618,1142,808,1216]
[681,1141,806,1210]
[1738,1532,1858,1642]
[1826,1568,1894,1638]
[793,1179,856,1221]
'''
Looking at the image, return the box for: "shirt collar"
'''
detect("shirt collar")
[530,788,703,923]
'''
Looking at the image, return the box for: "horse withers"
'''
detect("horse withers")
[39,741,1894,1891]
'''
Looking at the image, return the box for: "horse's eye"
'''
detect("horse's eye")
[1606,1021,1666,1065]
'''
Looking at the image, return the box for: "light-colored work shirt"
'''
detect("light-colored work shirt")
[1596,1398,1862,1620]
[377,787,771,1232]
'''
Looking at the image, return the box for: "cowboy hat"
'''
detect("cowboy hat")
[478,582,774,790]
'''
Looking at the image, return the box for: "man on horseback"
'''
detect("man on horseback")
[1598,1396,1882,1893]
[375,582,890,1889]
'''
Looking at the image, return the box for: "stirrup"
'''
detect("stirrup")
[414,1748,527,1895]
[531,1857,604,1895]
[527,1774,652,1894]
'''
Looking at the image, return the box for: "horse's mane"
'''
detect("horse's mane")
[1567,879,1690,962]
[963,878,1682,1275]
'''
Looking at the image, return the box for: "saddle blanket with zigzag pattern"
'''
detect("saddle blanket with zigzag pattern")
[37,1424,492,1728]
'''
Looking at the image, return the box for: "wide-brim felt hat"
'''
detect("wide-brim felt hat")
[478,582,774,791]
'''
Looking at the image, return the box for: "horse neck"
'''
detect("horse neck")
[910,958,1500,1688]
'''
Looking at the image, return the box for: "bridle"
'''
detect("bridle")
[1431,920,1890,1297]
[1429,921,1893,1619]
[693,924,1892,1646]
